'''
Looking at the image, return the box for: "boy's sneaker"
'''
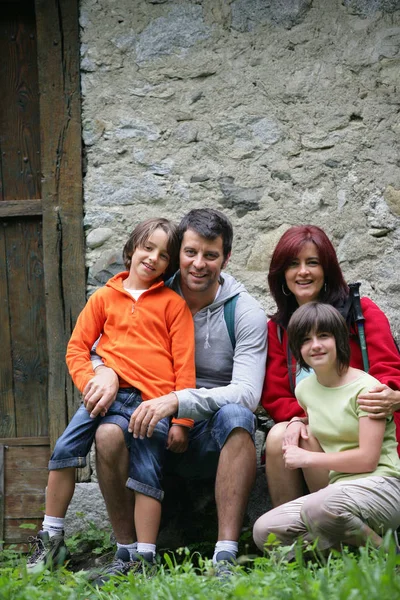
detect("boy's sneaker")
[27,530,68,572]
[92,548,156,586]
[214,550,237,578]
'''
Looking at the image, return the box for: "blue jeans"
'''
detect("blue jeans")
[49,388,169,501]
[165,404,256,479]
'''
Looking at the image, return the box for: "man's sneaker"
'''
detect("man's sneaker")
[91,549,156,586]
[27,530,68,572]
[91,548,132,586]
[214,550,237,578]
[129,551,157,576]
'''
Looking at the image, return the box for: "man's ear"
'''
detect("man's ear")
[222,252,231,269]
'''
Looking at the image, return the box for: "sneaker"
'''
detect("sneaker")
[91,548,132,586]
[129,551,157,576]
[214,550,237,578]
[27,530,68,572]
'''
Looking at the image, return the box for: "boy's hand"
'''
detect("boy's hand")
[167,425,189,453]
[83,366,119,417]
[129,393,178,438]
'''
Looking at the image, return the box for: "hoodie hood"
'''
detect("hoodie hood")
[168,270,247,351]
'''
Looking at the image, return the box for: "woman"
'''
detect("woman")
[261,225,400,507]
[254,302,400,553]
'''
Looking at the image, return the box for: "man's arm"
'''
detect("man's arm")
[174,295,267,421]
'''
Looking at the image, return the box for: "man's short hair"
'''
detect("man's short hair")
[287,302,351,374]
[178,209,233,261]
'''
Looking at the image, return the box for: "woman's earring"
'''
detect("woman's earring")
[324,282,327,292]
[282,283,291,297]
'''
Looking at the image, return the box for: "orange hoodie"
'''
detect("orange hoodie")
[66,272,195,428]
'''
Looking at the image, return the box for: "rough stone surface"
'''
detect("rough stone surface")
[77,0,400,541]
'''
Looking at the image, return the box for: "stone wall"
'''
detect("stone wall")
[67,0,400,542]
[80,0,400,337]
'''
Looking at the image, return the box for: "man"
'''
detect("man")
[85,208,267,578]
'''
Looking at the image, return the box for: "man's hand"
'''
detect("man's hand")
[83,366,119,418]
[282,421,309,449]
[357,384,400,419]
[128,393,179,438]
[167,425,189,453]
[283,444,312,470]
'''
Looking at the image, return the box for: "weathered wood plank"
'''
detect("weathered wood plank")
[0,446,4,546]
[5,493,45,518]
[0,436,49,446]
[5,518,42,544]
[4,445,50,470]
[0,227,15,438]
[0,2,41,201]
[5,469,48,494]
[35,0,86,449]
[0,200,42,217]
[5,218,48,436]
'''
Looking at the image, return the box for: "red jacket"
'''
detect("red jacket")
[261,297,400,451]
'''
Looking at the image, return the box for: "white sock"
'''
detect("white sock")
[42,515,65,538]
[212,540,238,564]
[137,542,156,557]
[117,542,138,560]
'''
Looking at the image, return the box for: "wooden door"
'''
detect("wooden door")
[0,0,85,547]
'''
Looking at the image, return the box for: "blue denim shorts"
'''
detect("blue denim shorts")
[165,404,256,480]
[49,388,169,501]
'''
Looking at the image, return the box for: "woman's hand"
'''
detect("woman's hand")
[357,384,400,419]
[282,420,309,449]
[283,444,312,469]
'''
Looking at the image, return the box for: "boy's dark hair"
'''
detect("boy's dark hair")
[287,302,351,374]
[178,209,233,262]
[123,218,179,279]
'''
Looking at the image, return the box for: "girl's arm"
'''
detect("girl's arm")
[283,416,386,473]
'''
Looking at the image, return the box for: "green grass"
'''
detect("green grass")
[0,542,399,600]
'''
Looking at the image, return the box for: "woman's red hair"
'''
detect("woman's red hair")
[268,225,349,327]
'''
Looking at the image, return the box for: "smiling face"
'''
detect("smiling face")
[300,330,337,372]
[126,228,170,289]
[179,229,227,297]
[284,242,325,306]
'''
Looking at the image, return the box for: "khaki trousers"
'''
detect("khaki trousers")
[253,476,400,551]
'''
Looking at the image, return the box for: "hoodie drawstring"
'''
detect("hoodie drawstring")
[204,308,211,349]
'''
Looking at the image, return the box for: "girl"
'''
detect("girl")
[254,302,400,553]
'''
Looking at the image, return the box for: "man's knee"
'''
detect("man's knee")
[96,423,126,460]
[213,404,256,442]
[265,422,287,457]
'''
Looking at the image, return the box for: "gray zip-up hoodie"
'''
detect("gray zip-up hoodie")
[168,271,268,422]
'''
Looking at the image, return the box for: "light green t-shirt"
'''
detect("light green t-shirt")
[295,371,400,484]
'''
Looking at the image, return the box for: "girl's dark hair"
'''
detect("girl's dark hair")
[268,225,349,328]
[287,302,351,374]
[123,218,179,280]
[178,208,233,263]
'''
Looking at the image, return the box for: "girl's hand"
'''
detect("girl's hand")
[283,444,312,469]
[282,421,309,449]
[357,385,400,419]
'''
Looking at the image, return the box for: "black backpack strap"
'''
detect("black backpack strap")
[278,324,295,393]
[224,295,239,349]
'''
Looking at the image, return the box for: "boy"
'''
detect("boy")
[27,217,195,575]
